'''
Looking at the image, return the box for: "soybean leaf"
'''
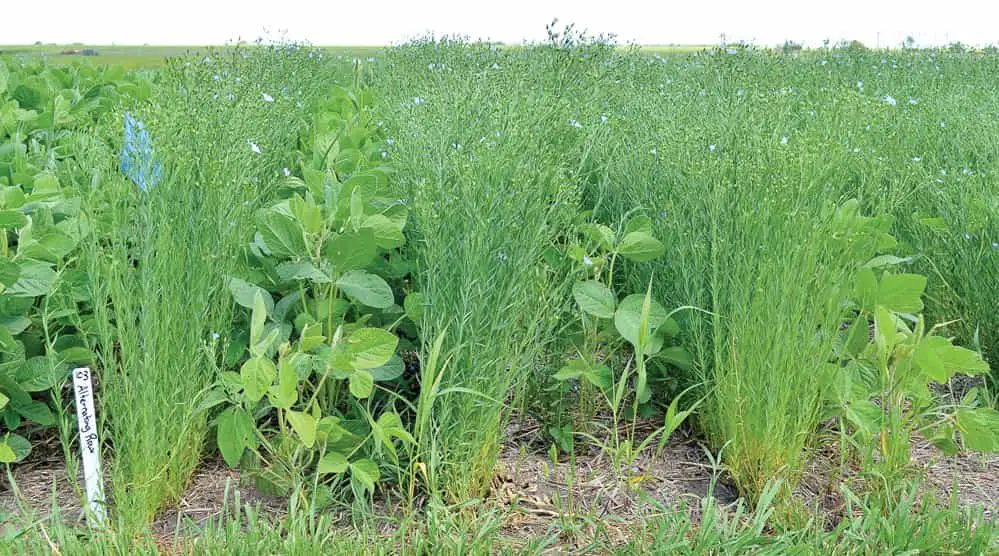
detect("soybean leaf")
[228,278,274,316]
[324,228,376,272]
[272,290,303,324]
[268,360,298,410]
[572,280,616,319]
[582,364,613,391]
[0,211,27,229]
[617,232,665,262]
[877,273,926,314]
[318,451,349,474]
[0,258,20,288]
[349,370,374,399]
[16,356,68,392]
[337,270,393,309]
[956,408,999,452]
[614,294,667,349]
[240,357,276,403]
[349,458,380,495]
[624,215,652,235]
[0,433,30,463]
[287,410,317,448]
[370,355,404,381]
[554,359,587,381]
[659,346,693,371]
[257,210,308,259]
[853,268,878,312]
[914,336,990,383]
[377,412,415,444]
[13,400,54,426]
[863,255,912,269]
[403,293,425,323]
[362,214,405,249]
[250,291,269,348]
[0,392,7,411]
[347,328,398,369]
[276,261,331,284]
[216,408,255,467]
[845,400,884,436]
[6,261,56,297]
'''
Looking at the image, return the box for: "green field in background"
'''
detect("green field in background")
[0,43,713,68]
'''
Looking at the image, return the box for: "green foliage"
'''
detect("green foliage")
[0,57,144,470]
[205,81,418,506]
[831,257,994,493]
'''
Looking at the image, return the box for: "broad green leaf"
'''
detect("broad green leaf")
[554,359,587,381]
[318,451,349,474]
[349,187,364,226]
[257,210,308,259]
[582,364,613,390]
[370,355,404,381]
[298,322,325,352]
[614,294,667,349]
[0,433,30,463]
[361,214,405,249]
[20,232,76,263]
[349,370,374,399]
[873,305,897,355]
[16,356,68,392]
[956,408,999,452]
[268,359,298,410]
[6,261,56,297]
[0,210,27,229]
[572,280,616,319]
[617,231,665,262]
[624,215,652,235]
[0,258,19,287]
[228,277,274,316]
[324,228,377,272]
[914,336,990,383]
[579,224,615,251]
[347,328,398,369]
[336,270,394,308]
[14,400,54,426]
[844,315,871,357]
[877,273,926,313]
[272,290,303,324]
[349,458,380,494]
[0,442,14,463]
[288,195,323,235]
[377,412,415,444]
[660,346,693,371]
[250,291,269,348]
[287,410,317,448]
[404,292,425,323]
[0,391,7,410]
[863,255,912,269]
[216,408,255,467]
[845,400,884,436]
[645,330,665,356]
[0,324,14,352]
[240,357,276,403]
[276,261,331,284]
[32,174,60,195]
[59,347,95,365]
[853,268,878,311]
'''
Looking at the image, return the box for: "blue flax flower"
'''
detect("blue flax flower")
[121,112,162,191]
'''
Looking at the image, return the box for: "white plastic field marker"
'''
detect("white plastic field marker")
[72,367,106,526]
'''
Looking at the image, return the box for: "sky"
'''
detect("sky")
[6,0,998,48]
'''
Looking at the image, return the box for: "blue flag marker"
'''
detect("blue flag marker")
[121,112,162,191]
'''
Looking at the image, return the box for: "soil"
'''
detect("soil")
[2,419,997,548]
